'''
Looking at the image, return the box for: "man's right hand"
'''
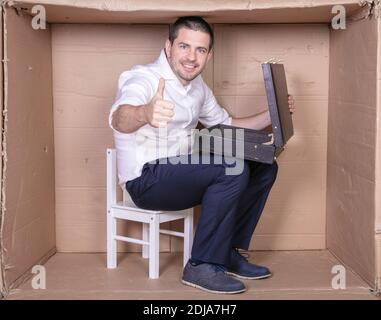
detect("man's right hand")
[144,78,175,128]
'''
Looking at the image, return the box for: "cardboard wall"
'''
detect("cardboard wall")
[376,16,381,292]
[327,17,378,286]
[52,23,329,252]
[214,24,329,251]
[52,24,171,253]
[1,0,379,292]
[1,8,56,289]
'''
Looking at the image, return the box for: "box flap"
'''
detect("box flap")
[7,0,364,23]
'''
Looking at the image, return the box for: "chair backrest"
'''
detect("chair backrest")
[106,148,134,207]
[106,148,117,209]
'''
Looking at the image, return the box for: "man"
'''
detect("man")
[109,16,295,294]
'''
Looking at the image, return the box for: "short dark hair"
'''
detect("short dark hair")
[169,16,214,51]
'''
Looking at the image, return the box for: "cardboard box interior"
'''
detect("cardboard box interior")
[0,0,380,296]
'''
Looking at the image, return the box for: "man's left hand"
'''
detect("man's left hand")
[288,94,295,114]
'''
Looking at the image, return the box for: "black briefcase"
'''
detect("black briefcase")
[195,63,294,164]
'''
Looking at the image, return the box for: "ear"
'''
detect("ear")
[165,39,172,58]
[206,48,213,63]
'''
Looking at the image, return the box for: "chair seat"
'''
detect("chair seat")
[107,148,194,278]
[112,201,162,214]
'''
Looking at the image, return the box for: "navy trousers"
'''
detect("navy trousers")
[126,152,278,266]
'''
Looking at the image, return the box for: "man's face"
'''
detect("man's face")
[165,27,212,86]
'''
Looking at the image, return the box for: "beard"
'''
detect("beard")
[171,58,204,83]
[178,70,200,82]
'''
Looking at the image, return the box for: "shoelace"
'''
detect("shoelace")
[234,248,250,262]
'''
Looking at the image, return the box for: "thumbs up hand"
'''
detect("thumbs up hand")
[144,78,175,128]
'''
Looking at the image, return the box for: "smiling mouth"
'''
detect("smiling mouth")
[182,63,198,72]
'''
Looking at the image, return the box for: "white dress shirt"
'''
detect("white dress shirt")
[109,49,232,188]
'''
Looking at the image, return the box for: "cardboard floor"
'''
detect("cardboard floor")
[5,250,379,300]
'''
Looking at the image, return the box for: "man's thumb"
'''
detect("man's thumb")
[156,78,165,98]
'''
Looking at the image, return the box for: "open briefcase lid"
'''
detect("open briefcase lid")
[262,63,294,147]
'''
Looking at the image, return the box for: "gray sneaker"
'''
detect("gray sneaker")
[182,261,246,294]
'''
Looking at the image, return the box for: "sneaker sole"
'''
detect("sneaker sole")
[181,279,246,294]
[225,271,272,280]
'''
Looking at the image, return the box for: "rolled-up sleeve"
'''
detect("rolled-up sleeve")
[198,85,232,128]
[109,72,153,133]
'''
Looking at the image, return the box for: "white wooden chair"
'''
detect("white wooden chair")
[106,148,194,279]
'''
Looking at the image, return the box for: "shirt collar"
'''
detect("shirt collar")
[156,49,194,93]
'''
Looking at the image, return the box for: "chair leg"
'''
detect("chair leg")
[149,215,160,279]
[107,210,117,268]
[183,208,194,267]
[142,223,149,259]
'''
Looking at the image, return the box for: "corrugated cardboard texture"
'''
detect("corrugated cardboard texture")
[2,8,55,289]
[10,0,362,10]
[0,4,5,296]
[327,17,378,286]
[377,16,381,292]
[9,0,362,23]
